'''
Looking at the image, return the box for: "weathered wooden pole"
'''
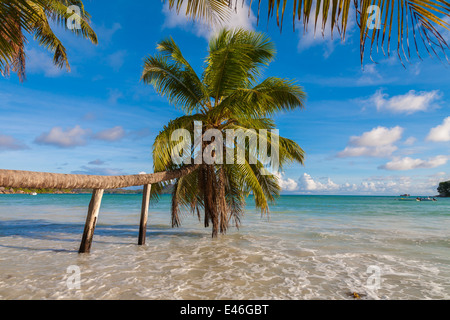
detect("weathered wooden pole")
[79,189,104,253]
[138,184,152,245]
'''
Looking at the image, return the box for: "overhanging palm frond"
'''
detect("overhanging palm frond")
[167,0,450,63]
[166,0,232,24]
[0,0,97,81]
[45,0,97,45]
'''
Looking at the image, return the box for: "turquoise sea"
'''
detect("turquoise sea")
[0,194,449,299]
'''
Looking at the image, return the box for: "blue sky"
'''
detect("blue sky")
[1,0,450,195]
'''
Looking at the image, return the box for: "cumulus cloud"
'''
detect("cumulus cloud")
[0,134,28,151]
[426,117,450,142]
[162,0,256,39]
[379,155,450,171]
[358,174,450,195]
[295,173,447,195]
[34,125,127,148]
[34,125,91,148]
[298,173,339,192]
[93,126,126,142]
[368,89,441,114]
[337,126,403,158]
[275,173,299,191]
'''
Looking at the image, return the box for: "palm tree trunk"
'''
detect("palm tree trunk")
[206,164,219,237]
[0,164,199,189]
[217,165,228,234]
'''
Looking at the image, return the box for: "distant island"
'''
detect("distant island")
[437,181,450,197]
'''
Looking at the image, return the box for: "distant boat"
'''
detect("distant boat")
[400,194,410,197]
[415,197,437,202]
[398,198,415,201]
[397,196,437,202]
[30,192,37,196]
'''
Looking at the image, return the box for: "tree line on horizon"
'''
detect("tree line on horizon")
[437,180,450,197]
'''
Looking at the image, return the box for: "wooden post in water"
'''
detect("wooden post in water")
[79,189,104,253]
[138,184,151,245]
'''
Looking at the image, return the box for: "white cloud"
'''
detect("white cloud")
[275,173,299,191]
[26,48,66,77]
[298,173,339,192]
[426,117,450,142]
[403,137,417,146]
[162,1,256,39]
[297,2,355,58]
[379,155,450,171]
[338,145,399,158]
[296,173,409,194]
[350,126,403,147]
[93,126,125,142]
[338,126,403,158]
[0,134,28,151]
[34,125,91,148]
[357,63,384,85]
[34,125,127,148]
[294,173,449,195]
[369,89,441,114]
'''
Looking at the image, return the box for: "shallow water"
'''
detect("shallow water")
[0,194,449,299]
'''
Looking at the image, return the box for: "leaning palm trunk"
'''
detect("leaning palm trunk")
[0,165,199,189]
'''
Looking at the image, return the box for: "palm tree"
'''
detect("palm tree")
[141,28,306,237]
[165,0,450,63]
[0,0,97,81]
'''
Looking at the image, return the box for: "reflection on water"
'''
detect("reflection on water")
[0,194,449,299]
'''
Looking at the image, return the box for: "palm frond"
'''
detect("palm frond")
[204,28,275,101]
[172,0,450,63]
[0,0,97,81]
[142,54,206,113]
[165,0,232,24]
[152,113,205,172]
